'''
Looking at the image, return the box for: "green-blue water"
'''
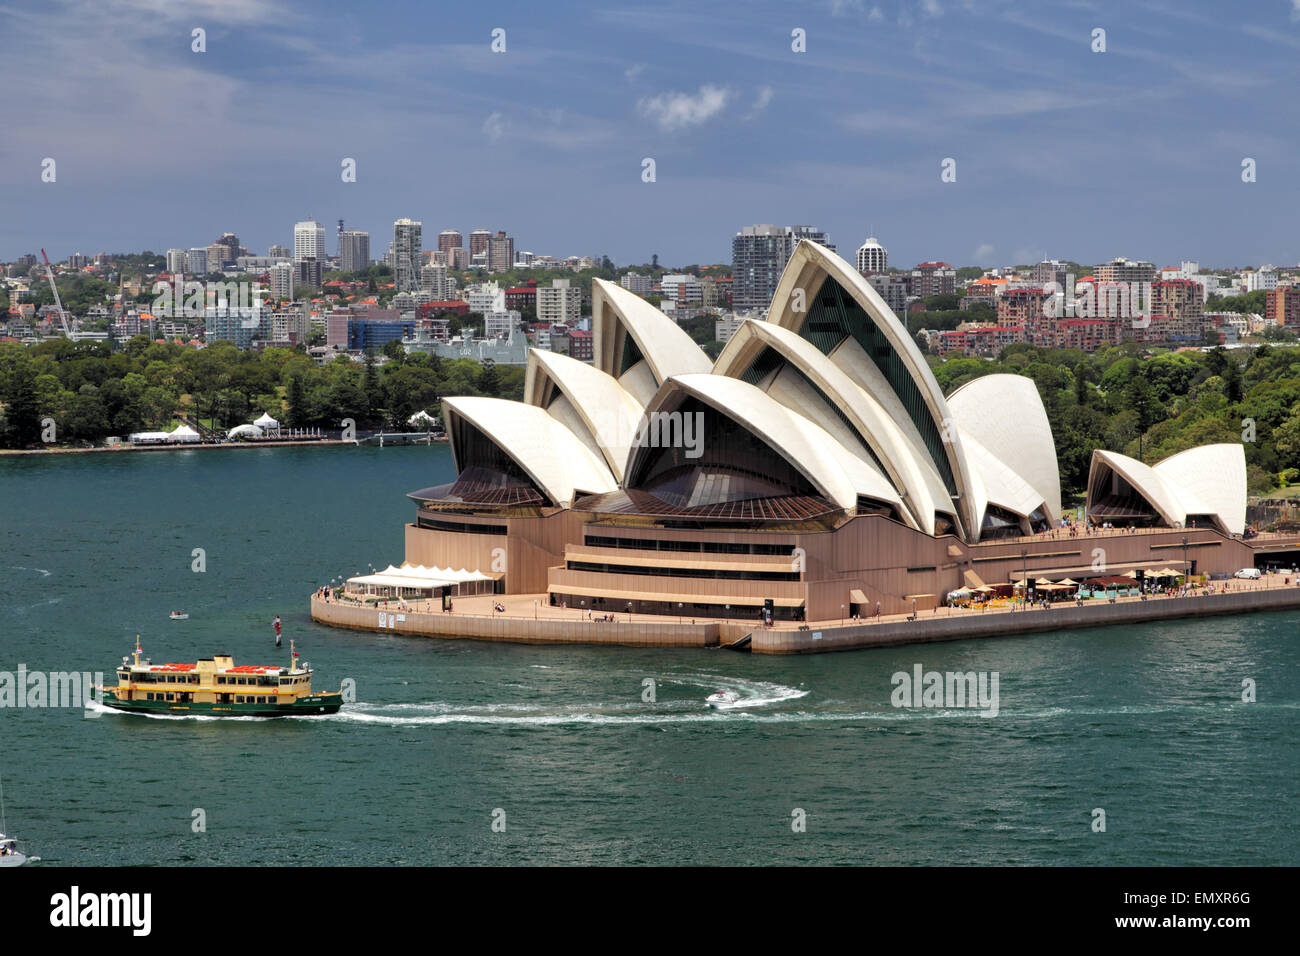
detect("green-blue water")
[1,446,1296,865]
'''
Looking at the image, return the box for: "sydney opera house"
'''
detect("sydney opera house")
[400,240,1250,623]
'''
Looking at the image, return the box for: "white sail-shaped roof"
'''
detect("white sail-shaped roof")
[1154,445,1247,535]
[633,373,904,517]
[764,239,980,538]
[1087,444,1246,535]
[948,373,1061,524]
[712,318,952,534]
[523,348,643,482]
[442,396,617,508]
[592,279,711,402]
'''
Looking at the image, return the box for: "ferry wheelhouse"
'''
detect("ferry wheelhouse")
[99,638,343,717]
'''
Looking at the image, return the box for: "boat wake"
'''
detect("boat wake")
[328,673,809,726]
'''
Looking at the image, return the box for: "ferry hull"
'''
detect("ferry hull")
[99,689,343,717]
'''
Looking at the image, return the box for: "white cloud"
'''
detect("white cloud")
[830,0,864,16]
[1292,0,1300,20]
[637,84,730,131]
[624,63,645,83]
[973,243,994,261]
[921,0,943,17]
[483,112,507,142]
[747,85,775,117]
[869,5,885,21]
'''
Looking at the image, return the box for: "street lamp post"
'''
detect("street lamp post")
[1182,535,1189,584]
[841,603,845,626]
[1021,548,1028,608]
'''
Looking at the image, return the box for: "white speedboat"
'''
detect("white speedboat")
[169,611,189,620]
[706,690,740,708]
[0,775,36,865]
[0,834,33,867]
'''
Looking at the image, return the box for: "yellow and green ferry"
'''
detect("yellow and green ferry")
[99,638,344,717]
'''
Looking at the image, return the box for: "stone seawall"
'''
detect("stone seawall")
[748,587,1300,654]
[312,587,1300,654]
[309,595,719,648]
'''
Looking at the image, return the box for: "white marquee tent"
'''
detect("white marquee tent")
[254,412,280,429]
[345,564,495,598]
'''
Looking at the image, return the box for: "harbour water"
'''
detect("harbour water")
[1,446,1296,865]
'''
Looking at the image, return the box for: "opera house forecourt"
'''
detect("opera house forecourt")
[312,241,1300,653]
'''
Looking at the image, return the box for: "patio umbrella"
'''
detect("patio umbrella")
[1058,578,1078,586]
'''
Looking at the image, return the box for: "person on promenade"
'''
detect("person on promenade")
[274,614,281,647]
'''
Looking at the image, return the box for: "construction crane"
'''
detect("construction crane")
[39,249,73,338]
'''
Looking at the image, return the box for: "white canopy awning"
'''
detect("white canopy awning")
[346,564,494,591]
[170,424,201,441]
[228,424,263,439]
[254,413,279,427]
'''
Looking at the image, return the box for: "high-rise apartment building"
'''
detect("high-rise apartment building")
[855,237,887,275]
[1096,257,1156,286]
[1151,279,1204,327]
[206,243,229,271]
[438,230,463,256]
[294,258,323,290]
[537,278,582,326]
[620,272,652,293]
[866,273,909,317]
[186,248,209,274]
[166,249,188,274]
[215,233,242,259]
[468,229,492,262]
[449,247,469,270]
[392,218,423,292]
[1266,286,1300,327]
[910,261,956,298]
[269,261,294,299]
[731,224,834,313]
[269,243,291,259]
[1032,260,1068,290]
[421,262,451,300]
[294,219,327,264]
[339,230,371,273]
[488,231,514,273]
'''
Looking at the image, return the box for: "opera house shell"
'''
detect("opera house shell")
[404,241,1249,621]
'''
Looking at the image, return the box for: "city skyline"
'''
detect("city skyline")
[2,1,1299,268]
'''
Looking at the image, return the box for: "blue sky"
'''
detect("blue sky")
[2,0,1299,270]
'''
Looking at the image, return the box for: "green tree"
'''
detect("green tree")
[478,358,500,396]
[1,357,44,447]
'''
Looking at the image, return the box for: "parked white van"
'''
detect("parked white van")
[1233,568,1261,579]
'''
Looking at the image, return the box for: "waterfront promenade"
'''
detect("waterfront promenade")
[310,572,1300,654]
[0,438,354,456]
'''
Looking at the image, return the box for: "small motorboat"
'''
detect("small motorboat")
[0,775,37,866]
[0,833,34,867]
[706,690,740,708]
[169,611,189,620]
